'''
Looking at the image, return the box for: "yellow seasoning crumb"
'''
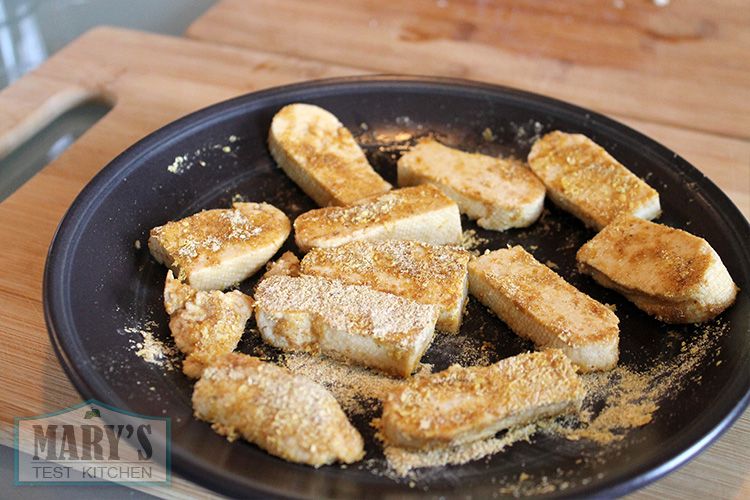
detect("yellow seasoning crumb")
[482,127,497,142]
[125,322,179,371]
[461,229,488,255]
[167,155,189,174]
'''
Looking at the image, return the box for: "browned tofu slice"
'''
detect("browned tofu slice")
[149,202,290,290]
[379,349,585,449]
[300,240,472,334]
[192,352,365,467]
[398,138,546,231]
[576,215,739,323]
[163,271,254,378]
[293,184,462,253]
[268,103,392,206]
[527,131,661,230]
[253,275,439,377]
[468,246,619,373]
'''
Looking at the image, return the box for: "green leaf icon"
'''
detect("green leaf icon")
[84,408,101,419]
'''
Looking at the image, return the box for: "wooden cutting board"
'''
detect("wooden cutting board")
[0,23,747,500]
[187,0,750,137]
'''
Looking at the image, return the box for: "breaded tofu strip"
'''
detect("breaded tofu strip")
[468,246,619,372]
[149,202,290,291]
[268,103,392,206]
[577,215,739,323]
[163,271,254,378]
[379,349,585,449]
[398,138,546,231]
[300,240,472,334]
[527,131,661,230]
[294,184,462,253]
[192,352,365,467]
[254,275,439,377]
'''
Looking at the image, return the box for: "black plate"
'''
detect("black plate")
[44,76,750,499]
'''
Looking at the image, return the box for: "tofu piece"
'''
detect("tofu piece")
[268,103,392,206]
[253,275,439,377]
[192,352,365,467]
[262,250,301,279]
[149,202,291,291]
[576,215,739,323]
[300,240,472,334]
[397,138,546,231]
[527,131,661,230]
[379,349,585,449]
[293,184,462,253]
[163,271,254,378]
[468,246,619,373]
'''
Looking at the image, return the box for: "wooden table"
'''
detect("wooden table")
[0,1,747,499]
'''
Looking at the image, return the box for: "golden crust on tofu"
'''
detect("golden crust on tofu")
[397,138,546,231]
[192,352,365,467]
[527,131,660,230]
[293,184,462,253]
[300,240,472,334]
[163,271,254,378]
[577,215,739,323]
[379,350,585,449]
[468,246,619,373]
[262,250,301,280]
[254,275,439,378]
[268,103,392,207]
[149,202,290,291]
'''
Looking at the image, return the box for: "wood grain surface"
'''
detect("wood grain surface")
[185,0,750,138]
[0,0,748,497]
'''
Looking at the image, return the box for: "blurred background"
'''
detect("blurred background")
[1,0,218,88]
[0,0,218,200]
